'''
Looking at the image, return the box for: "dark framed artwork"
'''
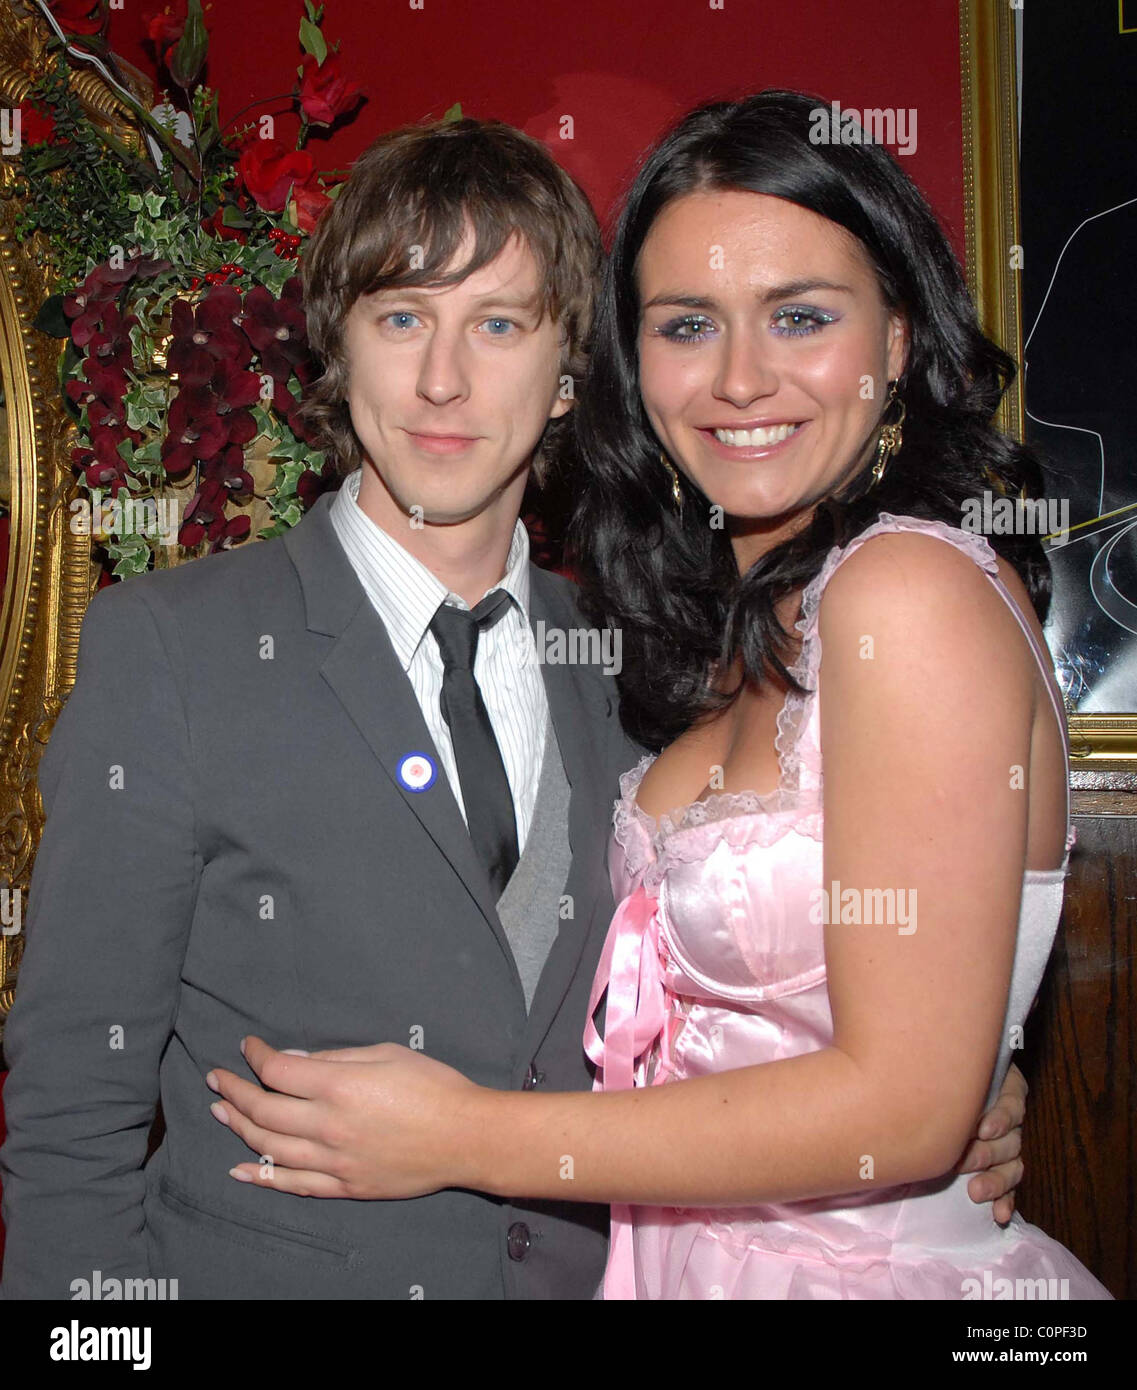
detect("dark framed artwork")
[963,0,1137,770]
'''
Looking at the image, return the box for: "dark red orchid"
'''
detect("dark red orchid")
[210,514,251,551]
[73,442,130,496]
[47,0,107,36]
[167,286,251,383]
[162,385,230,476]
[179,477,251,550]
[86,305,139,370]
[241,280,309,381]
[65,360,129,413]
[64,256,171,346]
[208,359,262,417]
[297,458,338,511]
[298,52,362,127]
[203,442,254,498]
[237,137,314,214]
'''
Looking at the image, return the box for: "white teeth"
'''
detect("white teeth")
[713,423,800,447]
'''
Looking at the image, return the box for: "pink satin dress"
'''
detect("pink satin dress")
[585,513,1113,1300]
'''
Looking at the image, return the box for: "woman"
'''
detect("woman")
[216,92,1112,1299]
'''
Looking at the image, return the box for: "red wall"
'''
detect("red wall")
[115,0,965,252]
[0,0,965,1270]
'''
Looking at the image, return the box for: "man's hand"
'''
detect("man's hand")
[205,1036,481,1199]
[958,1062,1027,1223]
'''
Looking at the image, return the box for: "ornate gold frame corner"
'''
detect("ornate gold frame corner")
[0,0,154,1025]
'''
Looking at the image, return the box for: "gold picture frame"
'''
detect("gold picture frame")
[960,0,1137,771]
[0,0,155,1022]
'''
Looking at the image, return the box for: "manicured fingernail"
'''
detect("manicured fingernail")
[978,1118,997,1139]
[239,1037,247,1057]
[229,1166,252,1183]
[205,1071,219,1091]
[282,1048,309,1056]
[210,1101,230,1125]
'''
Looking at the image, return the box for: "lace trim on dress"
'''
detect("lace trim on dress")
[777,512,1003,794]
[610,513,1072,879]
[611,753,823,891]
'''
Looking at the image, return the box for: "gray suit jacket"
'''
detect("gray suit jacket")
[0,490,643,1299]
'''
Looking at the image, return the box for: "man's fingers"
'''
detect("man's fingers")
[958,1125,1022,1175]
[993,1193,1016,1224]
[967,1157,1024,1205]
[980,1065,1028,1140]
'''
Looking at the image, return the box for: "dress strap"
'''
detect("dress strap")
[795,513,1072,849]
[977,569,1073,847]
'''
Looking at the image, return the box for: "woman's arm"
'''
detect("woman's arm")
[450,533,1039,1207]
[210,534,1043,1207]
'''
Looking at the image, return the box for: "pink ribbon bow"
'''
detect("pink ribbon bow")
[583,882,670,1299]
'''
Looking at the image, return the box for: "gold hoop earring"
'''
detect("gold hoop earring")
[870,382,906,487]
[660,451,683,512]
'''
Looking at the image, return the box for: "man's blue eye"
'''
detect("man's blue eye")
[385,312,418,329]
[484,318,515,335]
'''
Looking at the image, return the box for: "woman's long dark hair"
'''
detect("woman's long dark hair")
[568,90,1052,752]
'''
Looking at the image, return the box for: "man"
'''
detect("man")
[0,118,1026,1300]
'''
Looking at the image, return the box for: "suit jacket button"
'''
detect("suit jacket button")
[507,1221,532,1261]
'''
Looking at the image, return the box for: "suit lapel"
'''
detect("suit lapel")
[282,493,518,972]
[521,567,613,1054]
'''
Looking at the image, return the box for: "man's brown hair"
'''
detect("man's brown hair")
[299,116,603,483]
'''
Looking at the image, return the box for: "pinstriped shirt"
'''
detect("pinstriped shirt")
[328,468,548,852]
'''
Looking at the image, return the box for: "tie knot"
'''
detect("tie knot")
[429,588,512,672]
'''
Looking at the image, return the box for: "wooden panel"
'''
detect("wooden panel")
[1017,797,1135,1299]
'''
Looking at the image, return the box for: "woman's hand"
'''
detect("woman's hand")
[206,1035,483,1199]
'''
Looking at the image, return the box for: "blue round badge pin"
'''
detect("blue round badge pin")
[397,752,437,792]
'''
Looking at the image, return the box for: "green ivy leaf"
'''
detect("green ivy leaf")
[298,16,327,65]
[442,103,463,123]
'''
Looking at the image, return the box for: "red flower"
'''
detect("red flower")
[86,304,139,371]
[161,385,230,476]
[241,280,309,380]
[290,173,332,235]
[237,137,314,214]
[203,442,254,498]
[143,3,186,60]
[179,477,251,551]
[200,204,249,243]
[65,360,129,414]
[297,458,338,510]
[72,442,130,496]
[167,286,251,384]
[298,53,361,127]
[47,0,106,35]
[19,102,56,145]
[64,255,171,347]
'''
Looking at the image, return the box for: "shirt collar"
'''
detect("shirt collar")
[329,468,532,672]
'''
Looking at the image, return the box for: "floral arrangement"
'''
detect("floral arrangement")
[12,0,390,577]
